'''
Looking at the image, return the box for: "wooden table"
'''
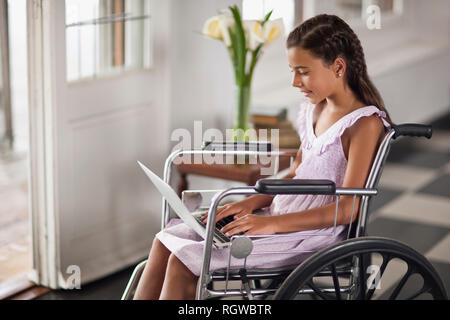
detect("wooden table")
[176,152,297,196]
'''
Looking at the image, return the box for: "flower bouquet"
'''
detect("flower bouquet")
[202,5,284,141]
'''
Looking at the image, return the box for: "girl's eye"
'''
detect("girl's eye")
[289,69,309,76]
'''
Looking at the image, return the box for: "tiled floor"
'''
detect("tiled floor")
[0,150,32,286]
[0,54,31,288]
[33,113,450,300]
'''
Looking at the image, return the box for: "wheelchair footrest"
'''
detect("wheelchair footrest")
[211,265,298,281]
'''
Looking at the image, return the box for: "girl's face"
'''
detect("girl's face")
[287,47,339,104]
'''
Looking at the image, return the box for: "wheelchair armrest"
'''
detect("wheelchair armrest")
[255,179,336,195]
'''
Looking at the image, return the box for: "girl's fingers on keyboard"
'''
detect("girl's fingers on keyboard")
[221,216,250,236]
[215,208,238,223]
[234,210,252,219]
[202,205,228,223]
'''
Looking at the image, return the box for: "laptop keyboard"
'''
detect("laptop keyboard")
[215,215,234,229]
[195,214,244,242]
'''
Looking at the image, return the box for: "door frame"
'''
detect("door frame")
[0,0,13,149]
[27,0,60,288]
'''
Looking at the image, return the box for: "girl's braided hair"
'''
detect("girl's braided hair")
[287,14,394,125]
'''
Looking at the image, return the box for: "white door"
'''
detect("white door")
[27,0,169,288]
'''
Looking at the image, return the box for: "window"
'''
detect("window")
[65,0,152,82]
[242,0,296,37]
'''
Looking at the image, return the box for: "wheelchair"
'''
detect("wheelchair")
[122,124,448,300]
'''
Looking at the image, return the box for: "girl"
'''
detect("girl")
[133,14,393,300]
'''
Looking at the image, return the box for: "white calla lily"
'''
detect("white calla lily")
[202,15,222,39]
[243,20,265,51]
[202,14,234,47]
[201,6,281,141]
[263,18,284,45]
[218,15,234,47]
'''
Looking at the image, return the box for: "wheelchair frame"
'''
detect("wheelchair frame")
[122,124,443,300]
[192,128,391,300]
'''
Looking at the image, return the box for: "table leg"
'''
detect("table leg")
[178,172,188,198]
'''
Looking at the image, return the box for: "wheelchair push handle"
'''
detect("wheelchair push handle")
[392,124,432,140]
[255,179,336,195]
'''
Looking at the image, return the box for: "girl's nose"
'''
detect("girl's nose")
[291,72,302,88]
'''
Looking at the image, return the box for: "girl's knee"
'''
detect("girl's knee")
[149,238,170,260]
[167,254,195,278]
[167,253,181,270]
[152,237,167,252]
[152,237,162,250]
[160,254,198,300]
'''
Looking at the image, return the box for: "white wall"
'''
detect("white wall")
[167,0,240,150]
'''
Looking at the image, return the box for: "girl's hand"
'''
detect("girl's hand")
[220,215,277,237]
[202,200,254,224]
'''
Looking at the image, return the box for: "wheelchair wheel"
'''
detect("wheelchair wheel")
[273,237,447,300]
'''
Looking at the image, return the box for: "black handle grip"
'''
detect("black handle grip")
[392,124,432,140]
[255,179,336,195]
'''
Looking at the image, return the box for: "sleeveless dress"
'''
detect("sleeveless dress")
[156,100,391,276]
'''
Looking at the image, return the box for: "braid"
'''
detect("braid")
[346,30,368,77]
[287,14,395,126]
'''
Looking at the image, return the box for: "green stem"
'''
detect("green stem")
[234,84,252,141]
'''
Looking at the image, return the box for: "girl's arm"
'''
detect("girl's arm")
[208,147,303,223]
[221,115,383,236]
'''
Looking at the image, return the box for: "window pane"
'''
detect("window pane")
[65,0,151,82]
[242,0,295,37]
[371,0,394,12]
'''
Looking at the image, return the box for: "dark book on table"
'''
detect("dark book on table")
[251,107,288,126]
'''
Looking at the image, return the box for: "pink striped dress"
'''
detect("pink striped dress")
[156,100,391,276]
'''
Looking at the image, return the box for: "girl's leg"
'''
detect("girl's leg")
[159,253,198,300]
[133,238,171,300]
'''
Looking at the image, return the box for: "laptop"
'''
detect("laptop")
[138,161,241,248]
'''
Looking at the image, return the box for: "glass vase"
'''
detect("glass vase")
[233,84,252,142]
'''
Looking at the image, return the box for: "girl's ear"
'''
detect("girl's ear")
[333,57,346,78]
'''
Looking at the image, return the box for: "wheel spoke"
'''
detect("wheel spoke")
[307,280,334,300]
[389,266,414,300]
[366,253,390,300]
[331,263,342,300]
[405,284,430,300]
[358,254,366,300]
